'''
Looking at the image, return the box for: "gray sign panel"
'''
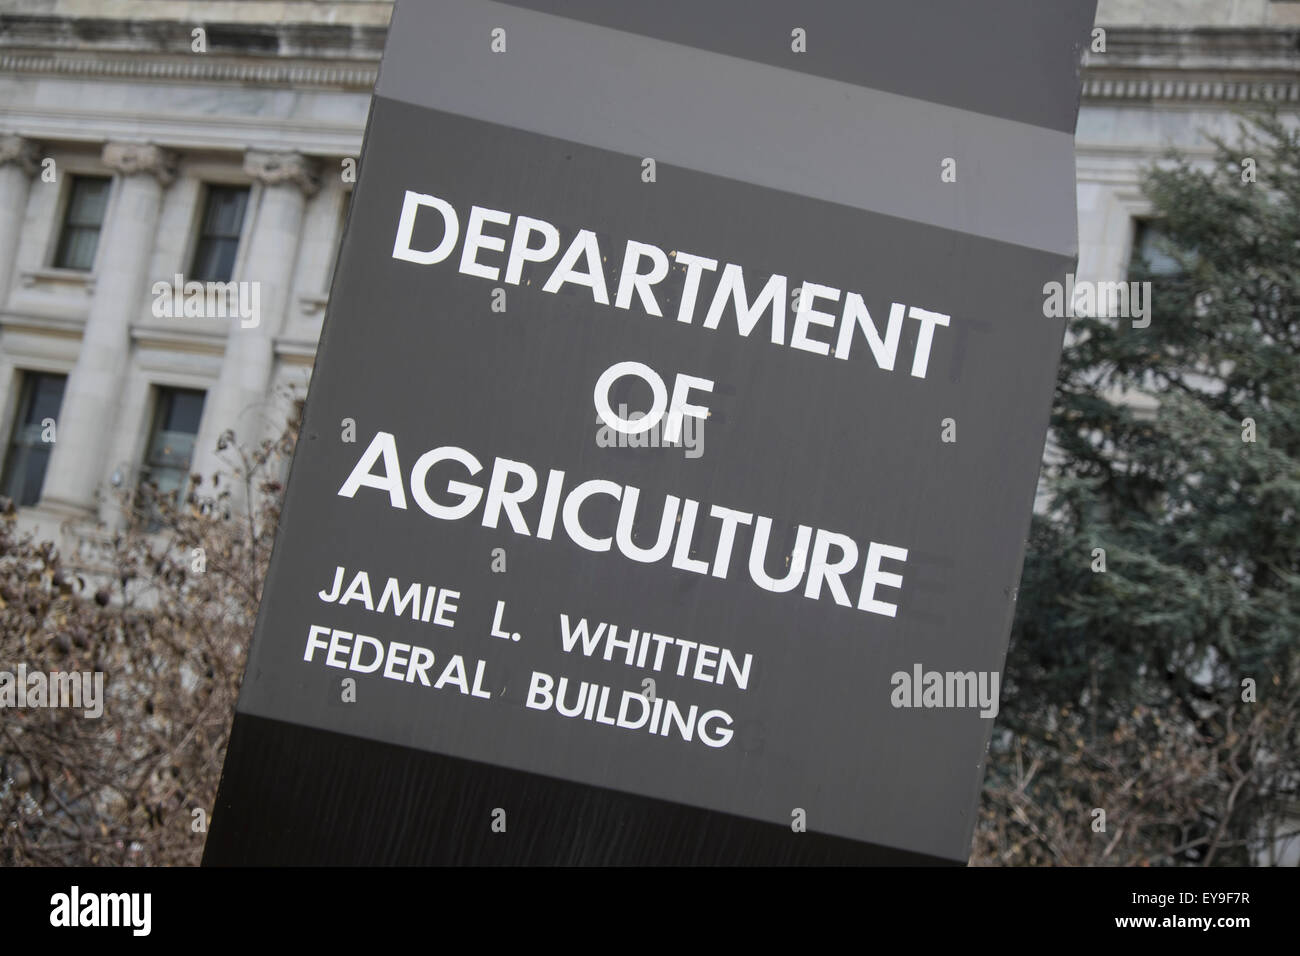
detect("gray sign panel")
[234,0,1094,861]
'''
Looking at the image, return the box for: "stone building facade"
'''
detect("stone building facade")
[0,0,1297,568]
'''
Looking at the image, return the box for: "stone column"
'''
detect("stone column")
[41,143,176,517]
[192,150,318,502]
[0,136,39,310]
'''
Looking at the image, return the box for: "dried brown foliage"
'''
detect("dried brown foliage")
[0,414,295,865]
[971,696,1300,866]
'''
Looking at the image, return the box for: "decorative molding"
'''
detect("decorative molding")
[102,142,177,184]
[0,52,379,91]
[19,267,96,295]
[130,325,230,358]
[298,292,329,316]
[1083,25,1300,66]
[1080,26,1300,104]
[0,311,86,341]
[274,337,321,361]
[1,106,364,160]
[3,18,1296,109]
[244,150,321,195]
[1082,77,1300,103]
[0,134,40,175]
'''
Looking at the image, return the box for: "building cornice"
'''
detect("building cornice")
[0,50,379,91]
[1081,26,1300,104]
[1087,25,1300,67]
[1081,75,1299,103]
[0,15,388,59]
[1,16,1298,106]
[0,14,384,91]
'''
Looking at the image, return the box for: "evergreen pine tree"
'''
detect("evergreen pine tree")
[983,112,1300,866]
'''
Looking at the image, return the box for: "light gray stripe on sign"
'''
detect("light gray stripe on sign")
[378,0,1079,257]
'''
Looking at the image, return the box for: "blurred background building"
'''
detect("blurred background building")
[0,0,1297,568]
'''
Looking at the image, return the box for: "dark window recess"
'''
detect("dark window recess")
[1130,219,1183,278]
[141,387,206,506]
[190,186,249,283]
[53,176,110,271]
[1,372,67,507]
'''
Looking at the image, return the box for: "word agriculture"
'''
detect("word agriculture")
[340,431,910,618]
[391,190,953,378]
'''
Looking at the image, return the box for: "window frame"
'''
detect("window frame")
[1128,216,1185,280]
[51,174,112,272]
[0,370,68,508]
[138,385,207,513]
[188,183,251,284]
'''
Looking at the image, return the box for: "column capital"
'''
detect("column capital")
[243,150,320,196]
[0,135,40,176]
[102,142,178,185]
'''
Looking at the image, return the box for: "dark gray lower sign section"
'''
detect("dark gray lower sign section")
[203,713,953,865]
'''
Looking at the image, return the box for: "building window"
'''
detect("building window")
[190,185,249,283]
[53,176,110,271]
[141,387,206,505]
[1130,219,1183,278]
[0,372,67,507]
